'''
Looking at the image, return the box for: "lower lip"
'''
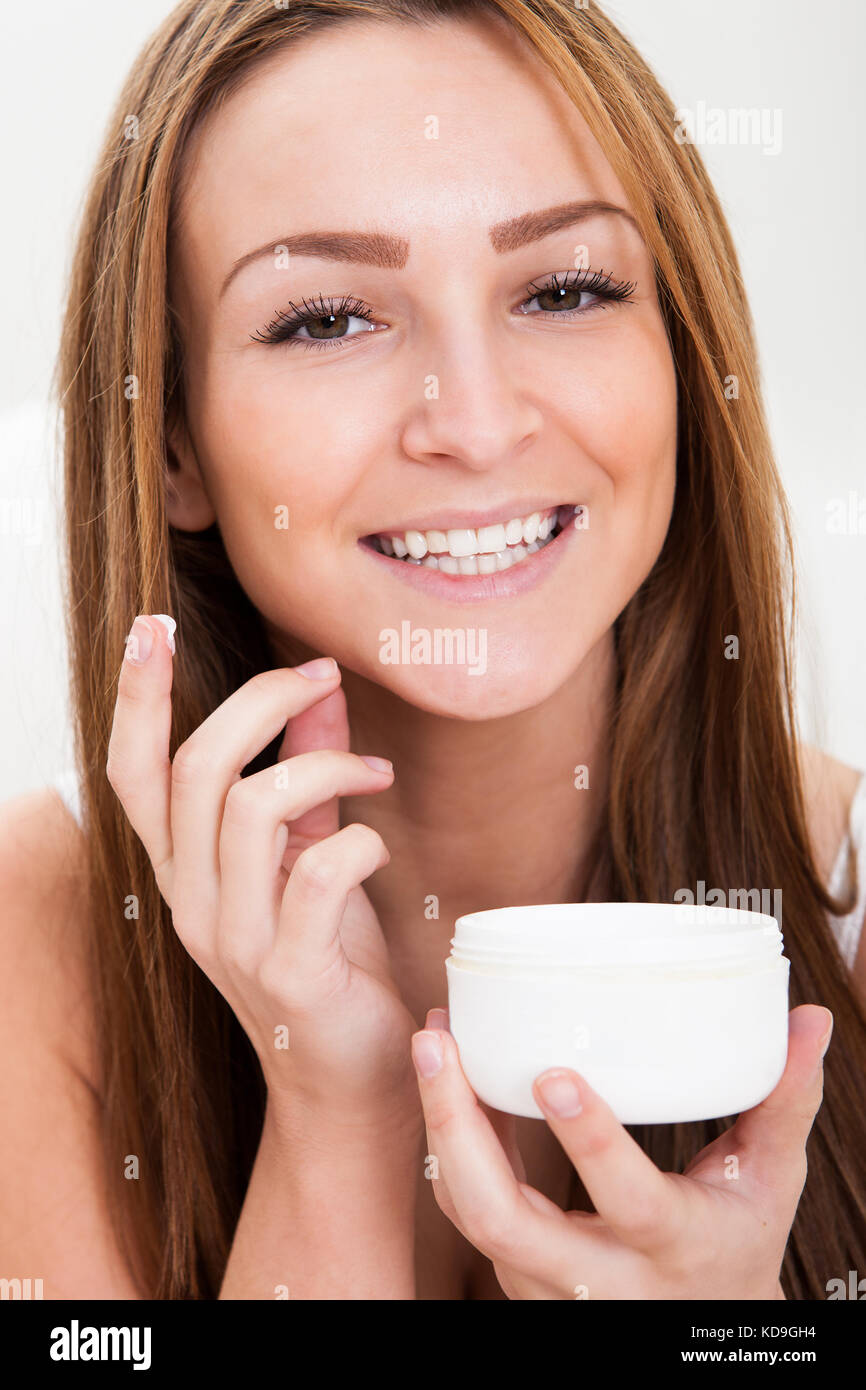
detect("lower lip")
[358,519,579,603]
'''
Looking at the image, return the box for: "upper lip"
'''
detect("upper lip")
[362,497,569,537]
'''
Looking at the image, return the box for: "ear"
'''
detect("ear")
[164,395,217,532]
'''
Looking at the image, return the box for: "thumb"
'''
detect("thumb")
[732,1004,833,1173]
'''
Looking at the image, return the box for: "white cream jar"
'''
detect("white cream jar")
[445,903,789,1124]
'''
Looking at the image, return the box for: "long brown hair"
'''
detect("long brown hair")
[56,0,866,1299]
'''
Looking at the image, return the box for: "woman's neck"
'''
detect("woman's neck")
[339,632,616,1023]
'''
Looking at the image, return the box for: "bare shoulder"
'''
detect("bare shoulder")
[0,786,97,1088]
[0,785,143,1297]
[798,743,863,884]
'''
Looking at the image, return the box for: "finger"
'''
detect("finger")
[169,662,341,938]
[106,614,176,896]
[268,822,390,993]
[218,751,393,962]
[412,1028,570,1271]
[420,1007,527,1181]
[276,682,351,844]
[730,1005,832,1191]
[532,1068,686,1256]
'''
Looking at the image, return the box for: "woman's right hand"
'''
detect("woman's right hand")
[106,614,420,1136]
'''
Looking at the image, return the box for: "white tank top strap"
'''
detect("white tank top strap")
[826,770,866,970]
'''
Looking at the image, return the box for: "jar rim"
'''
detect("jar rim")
[449,902,784,967]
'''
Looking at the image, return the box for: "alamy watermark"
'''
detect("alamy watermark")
[674,881,782,929]
[674,102,782,157]
[825,490,866,535]
[379,621,487,675]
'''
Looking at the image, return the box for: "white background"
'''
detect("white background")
[2,0,863,799]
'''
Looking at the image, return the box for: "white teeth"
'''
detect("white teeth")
[373,503,573,573]
[476,523,507,554]
[405,529,428,559]
[446,528,478,558]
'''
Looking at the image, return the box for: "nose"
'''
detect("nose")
[399,324,544,473]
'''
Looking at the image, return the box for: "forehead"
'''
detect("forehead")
[171,15,632,297]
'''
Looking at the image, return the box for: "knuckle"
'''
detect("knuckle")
[171,740,208,789]
[463,1198,519,1257]
[343,821,384,855]
[115,667,155,706]
[105,750,129,796]
[151,853,174,905]
[423,1094,463,1137]
[310,746,348,771]
[250,668,292,700]
[222,777,261,826]
[292,844,339,896]
[570,1123,613,1163]
[105,748,143,805]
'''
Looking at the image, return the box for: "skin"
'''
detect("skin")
[106,15,833,1298]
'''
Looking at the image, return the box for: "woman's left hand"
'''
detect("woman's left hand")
[411,1004,832,1300]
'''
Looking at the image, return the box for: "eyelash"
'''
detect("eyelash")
[249,268,638,352]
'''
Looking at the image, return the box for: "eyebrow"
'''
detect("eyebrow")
[219,200,639,299]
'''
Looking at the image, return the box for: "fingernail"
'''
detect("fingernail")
[125,616,154,664]
[152,613,176,655]
[536,1070,582,1118]
[426,1007,449,1031]
[295,657,338,680]
[360,755,393,774]
[412,1032,443,1078]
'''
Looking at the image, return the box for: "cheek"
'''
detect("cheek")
[538,319,677,619]
[545,318,677,486]
[184,371,384,646]
[565,319,677,533]
[190,366,378,551]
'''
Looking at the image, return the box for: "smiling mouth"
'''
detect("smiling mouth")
[361,504,581,575]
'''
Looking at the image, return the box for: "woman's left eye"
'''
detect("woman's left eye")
[517,269,637,319]
[521,285,600,315]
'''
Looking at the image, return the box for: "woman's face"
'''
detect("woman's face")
[168,15,677,718]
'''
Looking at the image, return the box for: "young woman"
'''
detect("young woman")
[2,0,865,1300]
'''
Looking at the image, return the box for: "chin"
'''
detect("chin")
[368,645,582,721]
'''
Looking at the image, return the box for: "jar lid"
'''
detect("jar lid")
[450,902,784,968]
